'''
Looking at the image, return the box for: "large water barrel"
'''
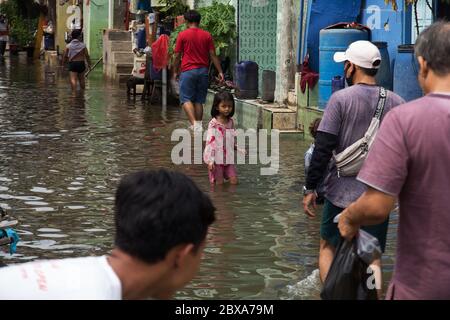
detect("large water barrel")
[319,24,370,109]
[137,27,146,49]
[262,70,276,102]
[373,42,392,90]
[44,33,55,51]
[235,61,258,99]
[393,45,423,102]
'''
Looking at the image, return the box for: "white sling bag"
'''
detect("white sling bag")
[334,87,387,177]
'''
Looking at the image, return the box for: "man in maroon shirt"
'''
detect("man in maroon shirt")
[338,21,450,299]
[173,10,224,130]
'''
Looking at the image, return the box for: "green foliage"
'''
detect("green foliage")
[159,0,189,17]
[169,1,236,56]
[169,24,187,55]
[0,0,38,47]
[198,1,236,54]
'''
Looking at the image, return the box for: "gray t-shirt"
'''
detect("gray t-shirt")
[318,84,405,208]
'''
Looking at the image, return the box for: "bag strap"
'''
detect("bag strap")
[373,87,387,120]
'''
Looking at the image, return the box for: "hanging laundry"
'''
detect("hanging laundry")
[151,34,169,71]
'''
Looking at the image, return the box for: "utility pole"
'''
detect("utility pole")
[275,0,294,105]
[109,0,114,29]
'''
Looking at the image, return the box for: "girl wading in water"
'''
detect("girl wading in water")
[62,29,92,91]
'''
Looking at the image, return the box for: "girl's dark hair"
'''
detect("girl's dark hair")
[309,118,322,139]
[211,91,235,119]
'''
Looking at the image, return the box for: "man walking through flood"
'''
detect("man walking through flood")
[0,15,9,57]
[172,10,224,131]
[62,29,92,91]
[338,21,450,300]
[302,40,405,292]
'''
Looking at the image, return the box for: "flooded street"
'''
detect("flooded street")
[0,56,397,299]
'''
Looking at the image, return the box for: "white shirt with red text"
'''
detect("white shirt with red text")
[0,256,122,299]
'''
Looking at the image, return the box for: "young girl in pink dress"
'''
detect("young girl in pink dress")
[203,91,240,185]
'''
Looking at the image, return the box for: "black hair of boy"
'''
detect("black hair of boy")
[114,169,216,263]
[71,29,82,40]
[211,91,235,118]
[184,10,201,24]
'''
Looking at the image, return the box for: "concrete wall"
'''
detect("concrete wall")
[56,1,81,54]
[360,0,412,69]
[85,0,109,60]
[112,0,127,30]
[305,0,362,73]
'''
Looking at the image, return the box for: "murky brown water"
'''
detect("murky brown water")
[0,55,397,299]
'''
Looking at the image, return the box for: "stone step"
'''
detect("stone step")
[278,129,304,135]
[288,89,297,107]
[116,63,133,74]
[272,111,297,130]
[107,30,132,41]
[117,73,131,83]
[110,41,132,52]
[112,51,133,64]
[263,106,298,130]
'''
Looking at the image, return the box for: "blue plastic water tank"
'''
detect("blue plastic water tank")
[331,76,345,94]
[373,42,392,91]
[137,28,146,49]
[319,25,369,109]
[393,45,423,102]
[44,34,54,50]
[235,61,258,99]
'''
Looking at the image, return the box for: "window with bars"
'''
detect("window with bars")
[412,0,434,42]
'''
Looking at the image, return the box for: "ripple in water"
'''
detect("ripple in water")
[30,187,54,194]
[286,269,322,299]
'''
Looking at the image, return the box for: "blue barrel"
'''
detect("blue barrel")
[137,28,146,49]
[373,42,392,91]
[331,76,345,94]
[44,34,55,50]
[235,61,258,99]
[393,45,423,102]
[319,25,370,109]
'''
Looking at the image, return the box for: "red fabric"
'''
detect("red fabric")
[151,35,169,71]
[174,28,215,72]
[300,55,319,93]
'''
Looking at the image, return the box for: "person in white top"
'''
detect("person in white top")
[0,169,216,300]
[0,15,9,56]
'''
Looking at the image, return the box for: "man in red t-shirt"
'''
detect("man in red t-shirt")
[173,10,224,130]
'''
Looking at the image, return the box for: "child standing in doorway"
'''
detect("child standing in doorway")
[204,91,241,185]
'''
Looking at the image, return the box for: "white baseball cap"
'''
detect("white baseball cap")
[333,40,382,69]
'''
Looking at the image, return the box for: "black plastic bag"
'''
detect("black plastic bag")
[320,238,378,300]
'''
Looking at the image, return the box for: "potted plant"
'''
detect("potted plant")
[0,0,38,56]
[158,0,189,34]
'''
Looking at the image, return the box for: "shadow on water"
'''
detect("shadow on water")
[0,57,397,299]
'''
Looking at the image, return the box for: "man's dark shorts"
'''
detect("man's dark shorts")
[179,67,209,105]
[68,61,86,74]
[321,198,389,252]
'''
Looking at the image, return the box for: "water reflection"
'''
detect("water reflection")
[0,58,397,299]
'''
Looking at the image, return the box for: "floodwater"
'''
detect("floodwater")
[0,55,397,299]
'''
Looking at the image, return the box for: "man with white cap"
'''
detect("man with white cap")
[302,40,404,294]
[338,21,450,300]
